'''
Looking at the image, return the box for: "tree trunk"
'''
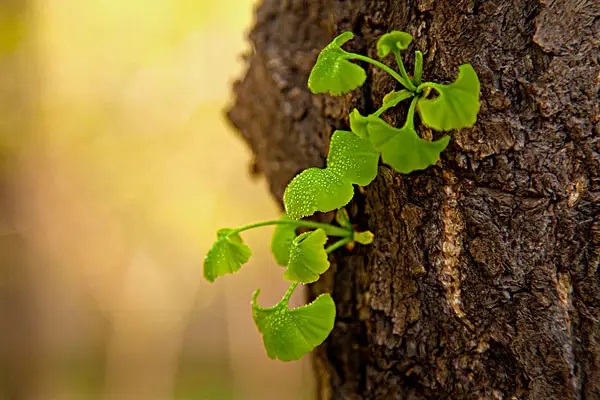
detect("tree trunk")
[228,0,600,398]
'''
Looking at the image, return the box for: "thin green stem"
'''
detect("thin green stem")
[346,53,414,91]
[325,237,352,253]
[373,90,414,117]
[373,107,385,118]
[231,219,351,238]
[393,51,417,91]
[416,81,441,93]
[413,50,423,86]
[403,96,419,131]
[281,281,299,305]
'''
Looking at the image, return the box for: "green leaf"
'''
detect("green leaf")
[327,130,379,186]
[283,168,354,220]
[283,129,380,219]
[252,285,336,361]
[377,31,413,58]
[203,229,252,282]
[284,229,330,283]
[308,32,367,95]
[417,64,481,131]
[367,117,450,174]
[271,215,297,266]
[349,109,369,139]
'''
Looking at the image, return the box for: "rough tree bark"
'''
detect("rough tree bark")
[228,1,599,398]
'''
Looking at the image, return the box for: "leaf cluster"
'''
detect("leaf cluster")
[282,30,481,221]
[202,29,481,363]
[203,212,371,361]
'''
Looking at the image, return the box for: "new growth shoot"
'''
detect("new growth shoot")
[203,29,480,361]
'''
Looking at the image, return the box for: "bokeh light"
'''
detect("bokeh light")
[0,1,313,398]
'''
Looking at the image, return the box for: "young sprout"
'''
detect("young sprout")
[303,30,480,196]
[203,211,372,361]
[203,29,481,362]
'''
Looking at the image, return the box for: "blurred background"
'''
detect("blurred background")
[0,0,313,399]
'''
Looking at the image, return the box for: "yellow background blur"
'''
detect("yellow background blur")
[0,1,313,399]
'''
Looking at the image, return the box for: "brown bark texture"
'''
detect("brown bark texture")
[228,0,600,398]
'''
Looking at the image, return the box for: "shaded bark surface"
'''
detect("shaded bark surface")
[228,0,600,398]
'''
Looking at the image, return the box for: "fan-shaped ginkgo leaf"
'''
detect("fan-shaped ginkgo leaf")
[349,108,369,139]
[327,130,379,186]
[308,32,366,95]
[283,229,330,283]
[203,229,252,282]
[283,168,354,220]
[417,64,480,131]
[252,285,336,361]
[367,117,450,174]
[376,31,413,58]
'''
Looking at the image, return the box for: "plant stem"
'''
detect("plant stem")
[403,96,419,131]
[373,90,414,117]
[393,51,417,91]
[325,237,352,253]
[347,53,414,91]
[413,50,423,86]
[231,219,351,238]
[416,81,441,93]
[282,281,299,305]
[254,282,299,310]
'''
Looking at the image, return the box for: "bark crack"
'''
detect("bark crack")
[439,171,473,330]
